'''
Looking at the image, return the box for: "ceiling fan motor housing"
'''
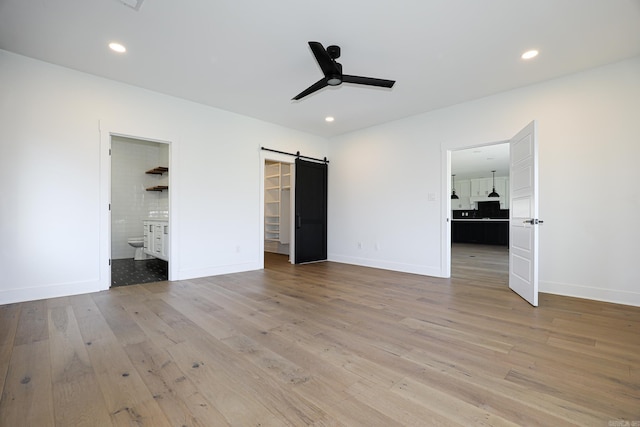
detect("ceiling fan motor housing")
[327,45,341,59]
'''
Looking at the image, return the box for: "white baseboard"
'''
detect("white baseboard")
[4,264,635,309]
[0,261,261,305]
[175,261,261,281]
[328,254,444,278]
[0,279,107,305]
[539,280,640,307]
[327,256,640,308]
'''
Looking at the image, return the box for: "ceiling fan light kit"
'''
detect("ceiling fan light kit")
[292,41,396,100]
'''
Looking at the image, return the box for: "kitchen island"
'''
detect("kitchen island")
[451,218,509,246]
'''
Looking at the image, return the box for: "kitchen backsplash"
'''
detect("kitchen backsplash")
[452,209,509,219]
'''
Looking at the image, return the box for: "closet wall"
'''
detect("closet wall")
[264,161,291,254]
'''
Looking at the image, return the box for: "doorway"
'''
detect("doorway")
[260,150,329,267]
[264,159,293,259]
[444,121,540,306]
[110,135,170,287]
[450,142,510,286]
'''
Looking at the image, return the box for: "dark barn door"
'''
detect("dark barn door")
[294,158,327,264]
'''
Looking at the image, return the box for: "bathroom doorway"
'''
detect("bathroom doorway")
[110,135,170,287]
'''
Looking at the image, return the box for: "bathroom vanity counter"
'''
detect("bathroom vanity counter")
[143,219,169,261]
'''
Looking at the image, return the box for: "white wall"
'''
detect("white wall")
[328,56,640,307]
[0,50,327,304]
[2,48,639,307]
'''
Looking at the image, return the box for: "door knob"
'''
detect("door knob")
[523,219,544,225]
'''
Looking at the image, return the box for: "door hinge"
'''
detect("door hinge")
[109,259,111,266]
[108,203,111,211]
[109,148,111,155]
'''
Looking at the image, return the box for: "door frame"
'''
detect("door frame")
[259,150,296,267]
[99,121,178,289]
[441,139,509,278]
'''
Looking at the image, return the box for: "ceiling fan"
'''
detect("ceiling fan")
[292,41,396,101]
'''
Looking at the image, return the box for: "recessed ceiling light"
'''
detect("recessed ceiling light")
[521,49,539,60]
[325,116,335,123]
[109,42,127,53]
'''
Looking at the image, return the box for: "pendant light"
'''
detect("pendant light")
[488,170,500,197]
[451,174,459,199]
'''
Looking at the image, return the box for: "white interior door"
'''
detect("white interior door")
[509,121,540,306]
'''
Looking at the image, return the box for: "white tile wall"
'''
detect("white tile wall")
[111,136,169,259]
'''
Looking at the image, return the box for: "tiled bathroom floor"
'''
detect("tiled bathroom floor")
[111,258,168,287]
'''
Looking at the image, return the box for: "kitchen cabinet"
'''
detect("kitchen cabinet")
[453,177,510,210]
[456,179,471,198]
[469,176,509,208]
[452,220,508,245]
[471,177,508,197]
[452,179,472,210]
[144,219,169,261]
[470,177,490,197]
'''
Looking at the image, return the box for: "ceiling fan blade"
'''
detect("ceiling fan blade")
[342,75,396,88]
[308,41,340,77]
[292,78,328,100]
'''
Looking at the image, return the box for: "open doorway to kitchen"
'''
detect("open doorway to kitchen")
[110,135,170,287]
[449,142,510,287]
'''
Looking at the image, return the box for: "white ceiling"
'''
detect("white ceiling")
[451,143,510,180]
[1,0,639,138]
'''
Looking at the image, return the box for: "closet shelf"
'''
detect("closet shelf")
[146,166,169,175]
[146,185,169,192]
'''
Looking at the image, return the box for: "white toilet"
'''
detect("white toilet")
[127,237,148,260]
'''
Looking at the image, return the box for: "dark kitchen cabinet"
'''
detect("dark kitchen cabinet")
[452,220,508,245]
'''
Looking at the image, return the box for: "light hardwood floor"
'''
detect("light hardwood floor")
[0,245,638,426]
